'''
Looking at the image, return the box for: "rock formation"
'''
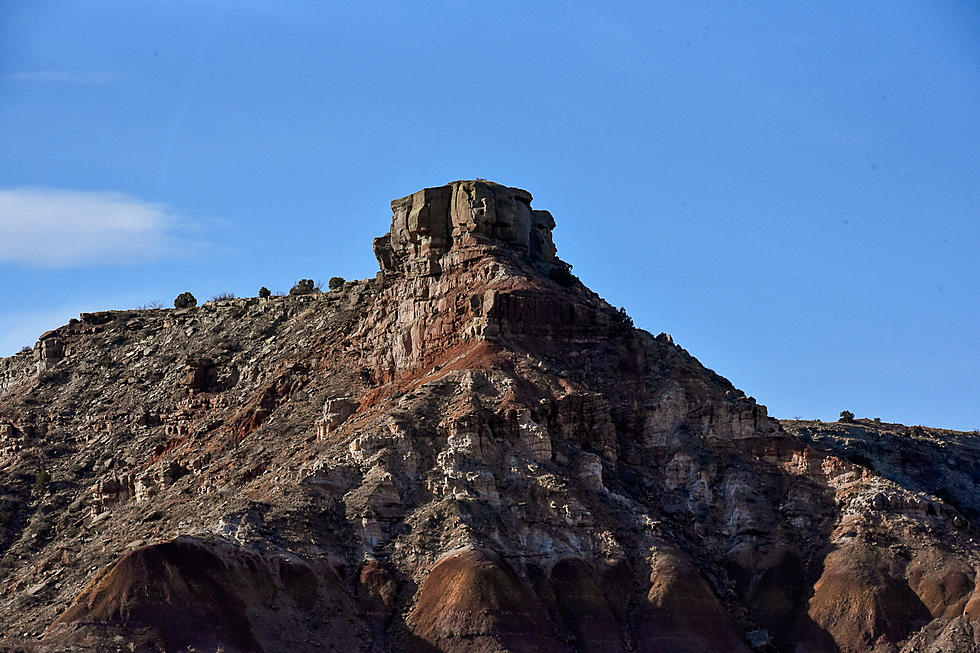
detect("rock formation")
[0,180,977,652]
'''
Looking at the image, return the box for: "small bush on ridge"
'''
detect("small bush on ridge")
[614,307,634,327]
[290,279,318,295]
[174,292,197,309]
[548,261,576,288]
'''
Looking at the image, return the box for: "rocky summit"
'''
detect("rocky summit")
[0,180,978,653]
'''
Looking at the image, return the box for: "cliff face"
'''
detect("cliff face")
[0,181,977,653]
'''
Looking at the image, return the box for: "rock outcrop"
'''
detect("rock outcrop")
[374,180,557,279]
[0,181,976,652]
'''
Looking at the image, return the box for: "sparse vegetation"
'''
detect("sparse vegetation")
[548,261,576,288]
[289,279,319,295]
[328,276,345,291]
[174,292,197,309]
[614,307,634,327]
[212,292,237,301]
[18,346,33,355]
[34,469,52,491]
[138,300,163,310]
[258,286,271,299]
[839,410,855,423]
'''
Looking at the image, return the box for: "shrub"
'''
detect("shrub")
[211,292,236,301]
[839,410,855,423]
[614,307,634,327]
[138,300,163,310]
[328,276,346,291]
[18,346,33,355]
[289,279,318,295]
[258,286,271,299]
[548,261,576,288]
[34,469,51,491]
[174,292,197,308]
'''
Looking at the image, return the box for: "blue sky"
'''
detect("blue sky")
[1,1,978,430]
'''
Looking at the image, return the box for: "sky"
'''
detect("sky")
[1,1,978,430]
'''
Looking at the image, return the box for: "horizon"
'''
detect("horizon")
[1,2,978,431]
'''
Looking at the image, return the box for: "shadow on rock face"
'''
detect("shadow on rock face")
[549,558,624,653]
[44,538,263,652]
[632,550,750,653]
[726,546,818,647]
[40,537,375,653]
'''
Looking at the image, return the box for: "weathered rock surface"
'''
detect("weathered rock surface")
[0,181,976,652]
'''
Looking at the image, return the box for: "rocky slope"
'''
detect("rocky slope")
[0,180,977,652]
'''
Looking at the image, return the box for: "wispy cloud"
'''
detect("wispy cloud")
[6,70,123,85]
[0,188,208,267]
